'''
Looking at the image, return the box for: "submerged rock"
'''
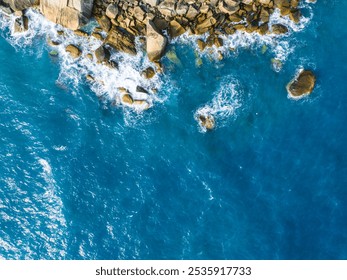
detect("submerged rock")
[287,70,316,98]
[49,50,58,56]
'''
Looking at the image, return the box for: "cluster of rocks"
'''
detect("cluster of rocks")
[93,0,303,62]
[1,0,305,65]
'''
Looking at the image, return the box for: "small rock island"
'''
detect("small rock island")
[287,69,316,99]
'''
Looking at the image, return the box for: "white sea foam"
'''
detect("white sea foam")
[0,9,163,118]
[195,77,242,132]
[39,158,52,175]
[175,3,313,66]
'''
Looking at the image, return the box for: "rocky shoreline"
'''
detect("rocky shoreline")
[0,0,316,130]
[1,0,305,62]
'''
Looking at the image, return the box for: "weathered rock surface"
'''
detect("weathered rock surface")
[65,44,81,58]
[94,45,110,63]
[142,67,156,79]
[3,0,38,11]
[105,26,137,55]
[146,20,167,62]
[122,93,134,105]
[287,70,316,98]
[198,114,215,130]
[40,0,94,30]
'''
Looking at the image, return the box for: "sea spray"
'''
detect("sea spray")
[195,77,242,132]
[0,9,163,115]
[0,1,315,130]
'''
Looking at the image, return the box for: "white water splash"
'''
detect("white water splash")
[195,77,242,132]
[175,3,314,64]
[0,9,163,116]
[0,2,315,129]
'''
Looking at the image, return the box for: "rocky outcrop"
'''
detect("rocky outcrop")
[105,26,137,55]
[0,1,94,30]
[94,45,110,63]
[1,0,306,62]
[287,70,316,98]
[146,20,167,62]
[40,0,94,30]
[65,44,81,58]
[91,0,303,61]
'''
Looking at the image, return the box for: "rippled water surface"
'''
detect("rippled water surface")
[0,0,347,259]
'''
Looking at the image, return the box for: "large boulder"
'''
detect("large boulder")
[3,0,38,11]
[105,26,137,55]
[66,44,81,58]
[287,70,316,98]
[94,45,110,63]
[146,20,167,62]
[40,0,94,30]
[271,24,289,34]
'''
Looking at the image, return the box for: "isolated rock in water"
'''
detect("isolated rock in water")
[287,70,316,98]
[66,44,81,58]
[86,74,94,82]
[146,20,167,62]
[198,114,215,130]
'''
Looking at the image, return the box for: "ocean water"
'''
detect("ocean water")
[0,0,347,260]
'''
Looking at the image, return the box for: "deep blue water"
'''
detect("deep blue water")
[1,0,347,259]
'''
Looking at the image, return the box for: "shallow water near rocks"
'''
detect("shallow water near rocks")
[1,0,347,259]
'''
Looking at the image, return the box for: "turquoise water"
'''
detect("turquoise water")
[1,1,347,259]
